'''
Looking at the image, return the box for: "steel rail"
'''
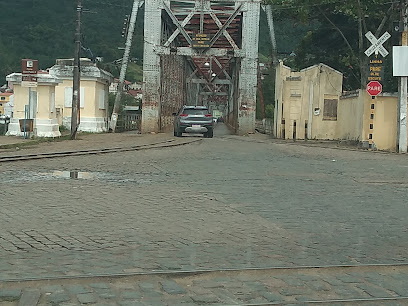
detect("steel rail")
[1,263,408,304]
[0,139,202,163]
[2,262,408,283]
[239,296,408,305]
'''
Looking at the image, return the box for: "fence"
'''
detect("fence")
[116,113,141,132]
[255,119,273,135]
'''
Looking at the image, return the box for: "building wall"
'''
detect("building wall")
[56,79,109,131]
[366,93,398,151]
[309,66,342,140]
[336,90,404,151]
[0,94,10,115]
[275,62,343,140]
[12,85,30,118]
[336,92,364,141]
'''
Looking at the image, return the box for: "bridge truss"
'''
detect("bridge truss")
[141,0,261,134]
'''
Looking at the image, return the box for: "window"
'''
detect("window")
[99,89,106,110]
[323,99,338,121]
[65,87,85,108]
[0,97,5,100]
[183,108,209,116]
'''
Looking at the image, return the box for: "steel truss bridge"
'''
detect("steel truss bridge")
[138,0,262,135]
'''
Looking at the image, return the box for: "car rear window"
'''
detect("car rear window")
[183,109,209,115]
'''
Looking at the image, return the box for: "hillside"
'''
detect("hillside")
[0,1,305,84]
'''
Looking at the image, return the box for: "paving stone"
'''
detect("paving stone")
[336,274,363,283]
[307,280,331,291]
[191,294,220,303]
[279,287,309,296]
[138,282,156,291]
[160,280,187,295]
[121,291,142,299]
[18,289,41,306]
[77,293,97,304]
[42,285,64,293]
[0,289,22,302]
[98,291,117,299]
[355,283,392,298]
[47,292,71,305]
[89,283,111,289]
[261,292,284,302]
[67,285,92,295]
[119,301,146,306]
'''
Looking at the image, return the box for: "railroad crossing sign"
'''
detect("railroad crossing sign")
[365,31,391,57]
[366,80,382,96]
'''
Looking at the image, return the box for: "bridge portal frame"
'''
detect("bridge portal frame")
[142,0,261,135]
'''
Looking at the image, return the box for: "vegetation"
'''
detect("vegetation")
[0,0,144,84]
[263,0,399,91]
[3,0,397,122]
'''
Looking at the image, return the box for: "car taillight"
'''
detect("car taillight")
[180,114,188,117]
[205,114,212,117]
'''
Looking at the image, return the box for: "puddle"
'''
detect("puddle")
[51,171,97,180]
[1,170,167,184]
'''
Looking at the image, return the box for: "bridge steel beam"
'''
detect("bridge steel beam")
[236,2,261,135]
[142,0,163,133]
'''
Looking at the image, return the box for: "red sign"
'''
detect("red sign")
[21,59,38,75]
[366,80,382,96]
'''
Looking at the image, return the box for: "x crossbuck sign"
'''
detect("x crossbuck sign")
[365,31,391,57]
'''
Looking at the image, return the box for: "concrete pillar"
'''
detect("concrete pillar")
[237,2,260,135]
[142,0,162,133]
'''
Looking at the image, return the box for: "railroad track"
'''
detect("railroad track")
[1,263,407,305]
[0,138,201,163]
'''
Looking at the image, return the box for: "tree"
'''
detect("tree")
[264,0,399,90]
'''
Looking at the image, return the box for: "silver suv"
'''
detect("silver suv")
[173,106,214,138]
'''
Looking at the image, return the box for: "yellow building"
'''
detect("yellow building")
[6,73,62,137]
[0,92,13,116]
[49,58,113,132]
[337,90,407,151]
[274,61,343,140]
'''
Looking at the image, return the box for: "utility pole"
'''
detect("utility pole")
[264,5,278,68]
[71,0,82,140]
[263,5,278,135]
[109,0,141,132]
[398,0,408,153]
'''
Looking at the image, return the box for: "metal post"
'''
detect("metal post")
[237,2,261,135]
[398,0,408,153]
[110,0,142,132]
[264,5,278,68]
[71,0,82,140]
[141,0,162,133]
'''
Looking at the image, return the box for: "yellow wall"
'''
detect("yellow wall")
[367,94,398,151]
[275,62,343,140]
[12,85,29,118]
[0,95,10,115]
[56,79,108,118]
[336,90,404,151]
[336,92,364,141]
[11,84,56,120]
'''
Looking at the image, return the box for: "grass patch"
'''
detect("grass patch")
[0,134,73,150]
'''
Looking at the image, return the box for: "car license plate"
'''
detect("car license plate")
[192,125,201,128]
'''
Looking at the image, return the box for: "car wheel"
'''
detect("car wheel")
[175,129,182,137]
[206,129,214,138]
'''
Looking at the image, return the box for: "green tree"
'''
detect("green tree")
[263,0,398,90]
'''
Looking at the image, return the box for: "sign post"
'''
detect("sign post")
[21,59,38,88]
[21,59,38,138]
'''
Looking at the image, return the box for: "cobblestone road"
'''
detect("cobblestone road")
[1,124,408,304]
